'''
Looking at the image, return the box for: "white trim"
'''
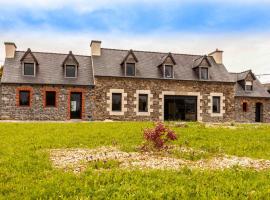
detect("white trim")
[163,64,174,79]
[64,64,78,79]
[107,89,127,116]
[125,62,136,77]
[208,92,225,117]
[22,62,36,77]
[158,91,202,121]
[134,90,153,116]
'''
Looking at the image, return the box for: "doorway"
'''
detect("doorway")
[255,102,263,122]
[70,92,82,119]
[164,95,197,121]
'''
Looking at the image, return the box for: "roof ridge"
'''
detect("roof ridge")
[16,50,91,58]
[101,47,203,57]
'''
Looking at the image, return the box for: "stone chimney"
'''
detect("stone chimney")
[4,42,17,58]
[90,40,101,56]
[208,49,223,64]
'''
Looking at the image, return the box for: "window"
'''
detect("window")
[126,63,135,76]
[243,102,248,112]
[112,93,122,111]
[19,91,30,106]
[65,65,77,78]
[245,81,253,91]
[45,91,56,107]
[23,63,35,76]
[164,65,173,78]
[212,96,220,113]
[139,94,148,112]
[200,67,208,80]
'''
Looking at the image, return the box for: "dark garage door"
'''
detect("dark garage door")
[164,95,197,121]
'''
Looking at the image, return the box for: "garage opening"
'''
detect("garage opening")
[164,95,197,121]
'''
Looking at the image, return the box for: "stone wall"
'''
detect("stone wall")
[0,84,93,121]
[235,97,270,123]
[91,77,236,122]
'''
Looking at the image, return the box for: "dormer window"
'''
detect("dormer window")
[23,63,35,76]
[200,67,209,80]
[245,81,253,91]
[126,63,135,76]
[164,65,173,78]
[65,65,77,78]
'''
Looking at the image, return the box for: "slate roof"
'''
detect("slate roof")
[230,72,270,98]
[92,48,234,82]
[1,51,94,86]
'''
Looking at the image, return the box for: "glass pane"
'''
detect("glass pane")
[66,65,76,77]
[165,65,173,78]
[139,94,148,112]
[46,91,56,106]
[126,63,135,76]
[200,68,208,80]
[19,91,30,106]
[112,93,122,111]
[246,85,252,91]
[212,96,220,113]
[24,63,34,76]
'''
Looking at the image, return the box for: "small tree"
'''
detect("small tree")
[141,122,177,151]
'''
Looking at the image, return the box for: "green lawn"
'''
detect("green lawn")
[1,122,270,199]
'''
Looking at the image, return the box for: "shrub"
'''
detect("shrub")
[141,122,177,151]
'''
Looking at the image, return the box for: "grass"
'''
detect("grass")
[1,122,270,199]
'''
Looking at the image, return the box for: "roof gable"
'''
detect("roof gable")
[160,52,176,66]
[121,49,138,65]
[237,70,256,81]
[20,48,39,65]
[193,55,211,68]
[62,51,79,67]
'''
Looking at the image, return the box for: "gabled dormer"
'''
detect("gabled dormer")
[121,50,138,77]
[158,53,176,79]
[62,51,79,78]
[20,48,39,77]
[192,55,212,80]
[237,70,256,91]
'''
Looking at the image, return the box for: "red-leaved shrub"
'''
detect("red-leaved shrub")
[141,122,177,151]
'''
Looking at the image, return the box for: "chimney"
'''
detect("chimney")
[90,40,101,56]
[208,49,223,64]
[4,42,17,58]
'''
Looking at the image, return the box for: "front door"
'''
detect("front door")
[255,103,262,122]
[70,92,82,119]
[164,95,197,121]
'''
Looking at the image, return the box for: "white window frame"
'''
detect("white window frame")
[125,62,136,77]
[245,81,253,91]
[23,62,36,77]
[65,64,77,78]
[106,89,127,115]
[163,64,174,79]
[134,90,153,116]
[208,93,225,117]
[200,67,209,80]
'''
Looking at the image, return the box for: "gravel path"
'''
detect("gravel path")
[49,146,270,173]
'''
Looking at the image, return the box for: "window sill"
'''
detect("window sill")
[109,111,124,116]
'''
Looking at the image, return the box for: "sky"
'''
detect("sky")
[0,0,270,83]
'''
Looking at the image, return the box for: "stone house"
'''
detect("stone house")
[1,41,270,122]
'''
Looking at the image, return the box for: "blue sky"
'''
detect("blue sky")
[1,1,270,33]
[0,0,270,82]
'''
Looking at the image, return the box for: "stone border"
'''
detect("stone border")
[208,92,225,117]
[16,86,34,107]
[67,88,86,120]
[158,91,203,121]
[133,90,153,116]
[106,89,127,116]
[42,87,59,108]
